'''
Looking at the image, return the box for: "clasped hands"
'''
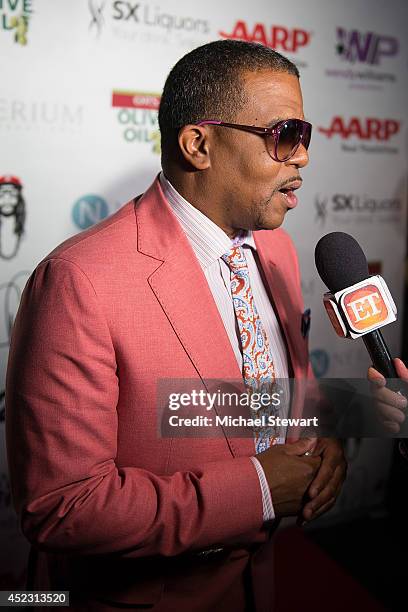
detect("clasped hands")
[257,357,408,524]
[257,436,346,524]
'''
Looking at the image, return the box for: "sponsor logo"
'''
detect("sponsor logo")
[72,194,109,230]
[112,2,209,33]
[310,349,330,378]
[342,285,388,332]
[0,270,31,349]
[88,0,105,36]
[0,98,84,133]
[112,89,160,152]
[89,2,209,44]
[314,193,402,226]
[0,269,31,422]
[219,21,311,64]
[318,117,400,154]
[336,28,399,65]
[315,195,328,224]
[319,117,399,140]
[326,28,399,90]
[0,0,32,45]
[220,21,311,52]
[0,175,26,259]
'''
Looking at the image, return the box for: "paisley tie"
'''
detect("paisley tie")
[222,245,278,452]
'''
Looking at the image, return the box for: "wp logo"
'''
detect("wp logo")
[319,117,400,141]
[220,21,310,53]
[336,28,399,65]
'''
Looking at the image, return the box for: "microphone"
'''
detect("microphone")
[314,231,397,378]
[315,231,408,447]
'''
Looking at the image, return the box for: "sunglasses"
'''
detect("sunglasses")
[195,118,312,162]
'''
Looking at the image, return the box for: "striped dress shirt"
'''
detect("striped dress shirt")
[159,172,291,522]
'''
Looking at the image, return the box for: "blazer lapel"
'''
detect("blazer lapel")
[253,231,303,379]
[135,178,254,457]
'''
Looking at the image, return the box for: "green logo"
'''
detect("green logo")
[1,0,33,46]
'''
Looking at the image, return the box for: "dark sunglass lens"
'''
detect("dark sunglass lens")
[276,120,302,160]
[302,123,312,150]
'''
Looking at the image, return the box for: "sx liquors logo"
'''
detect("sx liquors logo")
[219,20,311,67]
[1,0,32,45]
[315,193,402,227]
[326,27,399,89]
[112,90,161,152]
[318,116,401,154]
[89,1,209,43]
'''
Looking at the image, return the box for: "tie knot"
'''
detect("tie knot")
[221,245,247,272]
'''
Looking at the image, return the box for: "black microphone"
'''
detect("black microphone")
[315,231,397,378]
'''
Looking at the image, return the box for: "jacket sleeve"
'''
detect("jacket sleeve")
[5,257,263,557]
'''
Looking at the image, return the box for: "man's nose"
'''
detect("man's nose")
[286,143,309,168]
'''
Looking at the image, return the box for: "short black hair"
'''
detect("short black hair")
[158,39,299,157]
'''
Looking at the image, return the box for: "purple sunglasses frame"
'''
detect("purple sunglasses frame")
[195,118,312,162]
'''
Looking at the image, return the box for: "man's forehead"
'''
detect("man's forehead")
[239,69,304,121]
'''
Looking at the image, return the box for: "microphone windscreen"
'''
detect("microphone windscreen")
[315,232,369,293]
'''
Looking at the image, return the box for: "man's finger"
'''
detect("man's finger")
[284,437,317,456]
[305,497,336,521]
[307,454,338,499]
[306,464,344,509]
[303,464,345,519]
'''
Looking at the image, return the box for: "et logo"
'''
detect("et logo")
[323,275,396,339]
[343,285,388,332]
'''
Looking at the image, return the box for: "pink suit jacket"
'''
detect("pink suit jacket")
[6,176,311,611]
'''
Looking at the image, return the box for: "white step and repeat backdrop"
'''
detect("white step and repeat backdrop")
[1,0,407,586]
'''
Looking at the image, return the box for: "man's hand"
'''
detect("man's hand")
[368,358,408,434]
[256,438,321,518]
[301,438,347,522]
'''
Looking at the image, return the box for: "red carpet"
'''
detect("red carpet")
[274,527,386,612]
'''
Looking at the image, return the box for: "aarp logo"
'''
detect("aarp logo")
[318,117,400,141]
[219,21,311,53]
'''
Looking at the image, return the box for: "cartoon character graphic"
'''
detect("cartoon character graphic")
[0,176,26,260]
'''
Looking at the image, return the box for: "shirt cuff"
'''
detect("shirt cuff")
[250,456,275,522]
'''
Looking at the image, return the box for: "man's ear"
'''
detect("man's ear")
[177,125,211,170]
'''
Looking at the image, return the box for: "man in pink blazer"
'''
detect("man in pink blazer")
[6,41,347,610]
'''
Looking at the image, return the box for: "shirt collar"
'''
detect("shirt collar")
[159,171,256,269]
